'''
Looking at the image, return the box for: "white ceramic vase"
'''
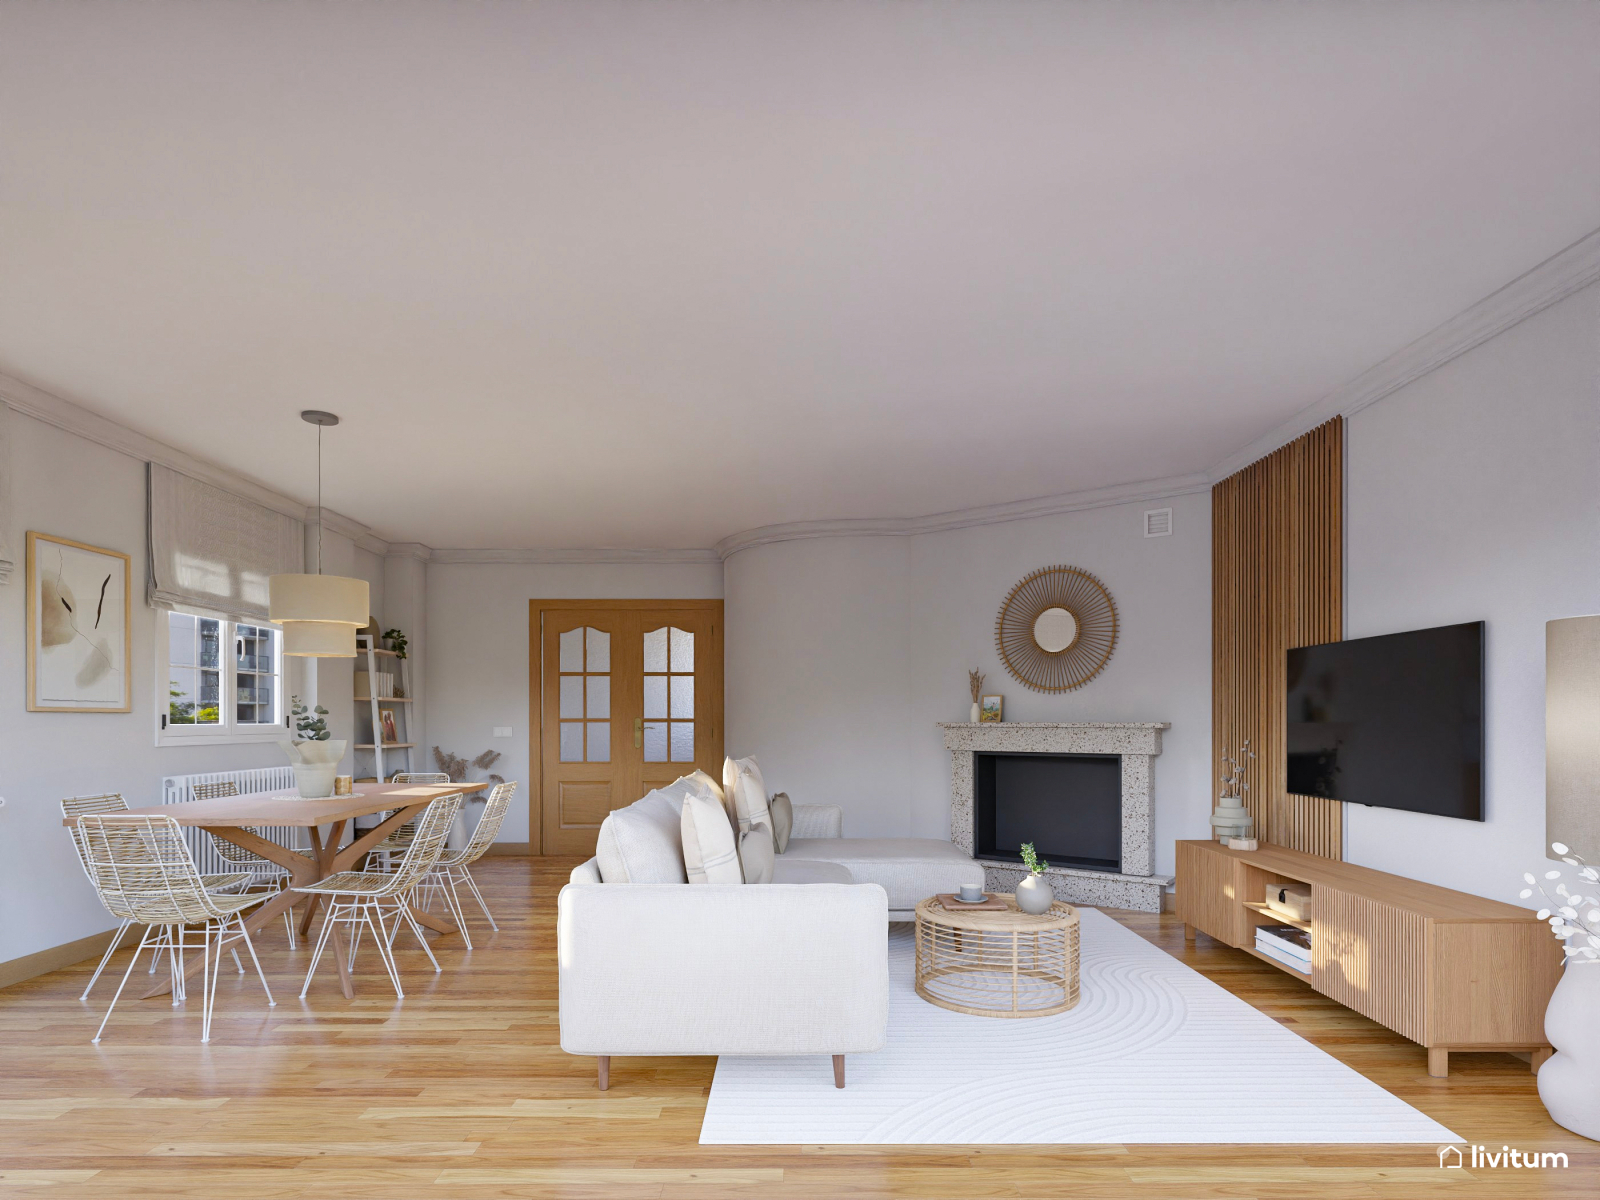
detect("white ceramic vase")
[280,739,346,799]
[1016,873,1054,914]
[970,702,980,723]
[1538,961,1600,1141]
[1211,793,1254,842]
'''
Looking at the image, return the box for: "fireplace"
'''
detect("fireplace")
[940,721,1172,912]
[975,752,1122,873]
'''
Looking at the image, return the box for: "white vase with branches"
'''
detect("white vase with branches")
[1210,740,1255,842]
[1521,842,1600,1140]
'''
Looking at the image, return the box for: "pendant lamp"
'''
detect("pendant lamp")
[269,410,369,657]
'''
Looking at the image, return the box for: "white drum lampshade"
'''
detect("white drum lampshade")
[268,573,369,657]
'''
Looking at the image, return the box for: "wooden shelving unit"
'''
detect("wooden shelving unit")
[1177,839,1560,1077]
[1241,943,1311,978]
[1241,900,1311,932]
[355,633,413,781]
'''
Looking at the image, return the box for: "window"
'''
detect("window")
[162,610,284,742]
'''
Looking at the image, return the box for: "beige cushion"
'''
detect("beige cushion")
[768,792,793,854]
[659,769,723,808]
[682,790,743,885]
[722,755,772,844]
[594,790,687,884]
[739,820,776,885]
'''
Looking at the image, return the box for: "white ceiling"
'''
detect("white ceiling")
[2,1,1597,549]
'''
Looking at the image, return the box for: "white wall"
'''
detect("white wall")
[0,413,289,965]
[424,560,725,845]
[1344,282,1600,902]
[724,491,1215,873]
[725,536,916,837]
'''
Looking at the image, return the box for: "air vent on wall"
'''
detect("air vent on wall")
[1144,508,1172,538]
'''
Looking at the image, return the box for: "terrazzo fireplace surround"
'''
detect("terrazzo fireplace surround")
[939,722,1173,913]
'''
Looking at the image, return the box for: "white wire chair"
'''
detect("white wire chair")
[293,792,462,999]
[370,772,453,870]
[62,794,251,1000]
[76,814,277,1043]
[192,780,303,948]
[414,781,517,949]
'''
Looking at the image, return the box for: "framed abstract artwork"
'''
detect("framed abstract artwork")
[26,531,132,713]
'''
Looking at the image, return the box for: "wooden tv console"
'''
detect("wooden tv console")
[1175,839,1561,1077]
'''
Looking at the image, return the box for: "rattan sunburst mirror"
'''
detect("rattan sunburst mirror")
[995,565,1118,693]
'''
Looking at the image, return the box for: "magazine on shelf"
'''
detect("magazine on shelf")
[1254,936,1312,974]
[1254,922,1311,960]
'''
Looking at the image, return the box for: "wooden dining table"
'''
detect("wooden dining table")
[62,780,489,1000]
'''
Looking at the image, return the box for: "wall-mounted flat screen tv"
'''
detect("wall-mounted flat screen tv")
[1285,621,1484,821]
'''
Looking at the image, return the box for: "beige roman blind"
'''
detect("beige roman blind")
[146,463,303,621]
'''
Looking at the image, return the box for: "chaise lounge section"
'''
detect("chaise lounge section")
[558,766,985,1087]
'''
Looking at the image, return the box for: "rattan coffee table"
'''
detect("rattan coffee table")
[914,894,1080,1017]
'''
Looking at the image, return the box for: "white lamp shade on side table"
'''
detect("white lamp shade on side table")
[268,573,369,657]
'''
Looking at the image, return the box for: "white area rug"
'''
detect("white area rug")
[701,908,1458,1144]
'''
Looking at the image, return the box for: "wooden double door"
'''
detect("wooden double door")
[533,600,723,856]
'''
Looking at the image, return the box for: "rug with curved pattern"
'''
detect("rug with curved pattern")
[700,908,1458,1144]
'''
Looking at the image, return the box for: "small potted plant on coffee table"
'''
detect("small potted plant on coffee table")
[1016,842,1054,914]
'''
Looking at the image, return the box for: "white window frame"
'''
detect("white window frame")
[155,606,291,747]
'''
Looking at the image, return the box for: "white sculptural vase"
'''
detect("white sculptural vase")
[1210,793,1254,842]
[1016,873,1054,915]
[280,739,346,799]
[1538,961,1600,1141]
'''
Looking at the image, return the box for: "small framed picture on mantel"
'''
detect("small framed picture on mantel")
[979,695,1004,723]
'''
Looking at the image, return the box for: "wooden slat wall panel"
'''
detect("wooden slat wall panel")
[1212,417,1342,857]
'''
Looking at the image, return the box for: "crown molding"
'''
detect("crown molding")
[1210,224,1600,482]
[385,541,433,562]
[308,506,391,556]
[0,370,311,523]
[430,546,723,566]
[714,473,1211,559]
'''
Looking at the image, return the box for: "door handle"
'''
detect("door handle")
[634,717,643,748]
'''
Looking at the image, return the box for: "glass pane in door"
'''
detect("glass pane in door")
[559,626,610,763]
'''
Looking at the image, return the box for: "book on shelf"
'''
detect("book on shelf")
[1255,922,1311,960]
[1254,936,1312,974]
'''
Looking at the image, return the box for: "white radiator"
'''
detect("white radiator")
[161,766,300,876]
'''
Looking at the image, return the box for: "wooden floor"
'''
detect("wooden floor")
[1,858,1594,1199]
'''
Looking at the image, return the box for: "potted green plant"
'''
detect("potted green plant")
[1016,842,1054,914]
[280,695,345,799]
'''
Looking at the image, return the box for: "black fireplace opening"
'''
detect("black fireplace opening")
[975,752,1122,873]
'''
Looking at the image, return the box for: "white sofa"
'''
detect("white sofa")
[557,774,985,1089]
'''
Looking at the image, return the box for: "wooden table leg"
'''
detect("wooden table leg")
[409,904,457,936]
[299,822,344,938]
[328,917,356,1000]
